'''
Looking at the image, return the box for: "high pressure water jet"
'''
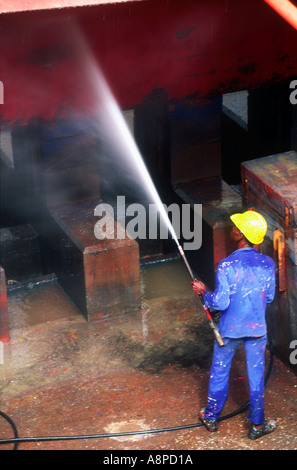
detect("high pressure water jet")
[99,90,223,344]
[117,111,224,345]
[89,58,224,345]
[104,89,223,343]
[74,25,223,344]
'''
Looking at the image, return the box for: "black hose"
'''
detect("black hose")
[0,337,274,449]
[0,410,19,450]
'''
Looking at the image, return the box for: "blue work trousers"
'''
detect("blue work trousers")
[204,335,267,425]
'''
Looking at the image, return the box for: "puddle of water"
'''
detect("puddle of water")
[2,258,213,397]
[7,281,80,329]
[141,258,192,301]
[7,258,192,329]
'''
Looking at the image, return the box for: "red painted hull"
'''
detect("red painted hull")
[1,0,297,125]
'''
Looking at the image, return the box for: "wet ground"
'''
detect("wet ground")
[0,259,297,452]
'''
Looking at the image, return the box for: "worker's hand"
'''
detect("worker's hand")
[191,279,207,296]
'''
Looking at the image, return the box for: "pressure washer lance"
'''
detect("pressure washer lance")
[178,244,224,347]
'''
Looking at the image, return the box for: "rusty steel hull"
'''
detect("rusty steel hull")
[2,0,297,126]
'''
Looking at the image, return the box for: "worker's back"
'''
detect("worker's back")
[203,247,275,338]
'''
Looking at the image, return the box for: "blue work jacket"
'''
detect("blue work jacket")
[203,247,275,338]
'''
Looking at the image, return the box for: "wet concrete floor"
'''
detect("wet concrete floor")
[0,259,297,451]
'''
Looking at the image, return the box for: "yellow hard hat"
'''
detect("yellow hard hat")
[230,210,267,245]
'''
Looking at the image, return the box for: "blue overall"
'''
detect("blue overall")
[203,247,275,425]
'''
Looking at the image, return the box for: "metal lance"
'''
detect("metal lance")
[178,244,224,347]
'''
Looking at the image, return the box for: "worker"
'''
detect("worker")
[192,210,276,440]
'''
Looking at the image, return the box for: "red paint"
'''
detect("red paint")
[1,0,297,126]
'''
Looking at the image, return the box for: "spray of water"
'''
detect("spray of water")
[74,23,194,279]
[99,74,197,278]
[76,30,179,242]
[101,84,180,247]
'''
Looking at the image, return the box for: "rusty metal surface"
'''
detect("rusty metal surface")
[273,230,287,292]
[242,151,297,226]
[241,152,297,375]
[175,178,242,228]
[241,151,297,266]
[46,199,141,320]
[175,178,242,289]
